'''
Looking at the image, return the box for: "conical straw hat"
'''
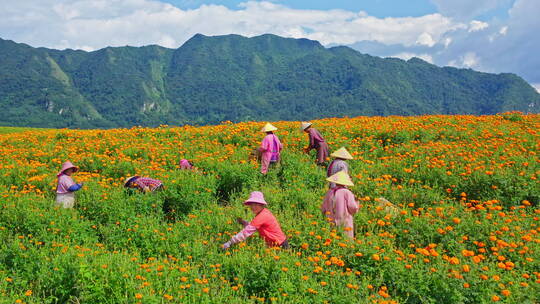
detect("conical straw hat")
[331,147,353,160]
[301,122,312,130]
[326,171,354,187]
[261,123,278,132]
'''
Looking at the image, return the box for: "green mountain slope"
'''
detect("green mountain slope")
[0,34,538,128]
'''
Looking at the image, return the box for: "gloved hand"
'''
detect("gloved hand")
[222,241,231,250]
[236,218,249,227]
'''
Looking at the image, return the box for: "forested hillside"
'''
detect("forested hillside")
[0,34,538,128]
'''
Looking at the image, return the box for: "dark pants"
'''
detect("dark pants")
[316,142,329,164]
[280,239,290,249]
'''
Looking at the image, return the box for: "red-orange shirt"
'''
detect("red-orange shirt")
[227,208,286,247]
[250,208,287,246]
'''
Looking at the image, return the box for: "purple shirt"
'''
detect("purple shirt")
[56,174,76,194]
[307,128,325,149]
[260,134,282,162]
[134,177,163,191]
[180,159,193,170]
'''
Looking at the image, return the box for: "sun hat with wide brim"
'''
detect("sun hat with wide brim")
[331,147,353,160]
[375,197,399,217]
[261,123,278,133]
[301,122,312,131]
[243,191,268,205]
[124,176,140,187]
[326,171,354,187]
[57,161,78,177]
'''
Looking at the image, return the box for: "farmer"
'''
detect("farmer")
[222,191,289,250]
[124,176,163,192]
[179,159,194,170]
[321,171,359,239]
[301,122,329,165]
[55,161,83,208]
[259,123,283,174]
[327,147,353,188]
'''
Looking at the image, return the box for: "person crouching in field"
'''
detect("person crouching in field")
[222,191,289,250]
[301,122,329,165]
[259,123,283,175]
[56,161,83,208]
[179,159,194,170]
[321,171,359,239]
[124,176,163,193]
[327,147,353,188]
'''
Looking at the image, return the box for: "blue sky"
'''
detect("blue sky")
[162,0,515,20]
[0,0,538,90]
[162,0,439,17]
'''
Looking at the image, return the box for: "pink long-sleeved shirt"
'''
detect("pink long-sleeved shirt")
[260,133,282,162]
[225,208,286,247]
[321,187,359,238]
[56,174,76,194]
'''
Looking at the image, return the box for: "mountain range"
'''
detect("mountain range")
[0,34,538,128]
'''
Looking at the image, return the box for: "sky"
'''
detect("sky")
[1,0,538,91]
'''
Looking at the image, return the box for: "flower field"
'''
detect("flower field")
[0,113,538,303]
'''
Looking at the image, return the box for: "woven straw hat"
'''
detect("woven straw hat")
[375,197,399,217]
[326,171,354,187]
[301,122,312,131]
[331,147,353,160]
[261,123,278,133]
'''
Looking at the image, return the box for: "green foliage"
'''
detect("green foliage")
[0,115,538,303]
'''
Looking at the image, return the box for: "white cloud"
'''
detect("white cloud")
[361,0,539,84]
[469,20,489,32]
[447,52,480,69]
[416,32,436,47]
[489,25,509,41]
[443,37,452,48]
[532,83,540,93]
[0,0,463,51]
[462,52,480,68]
[466,0,540,82]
